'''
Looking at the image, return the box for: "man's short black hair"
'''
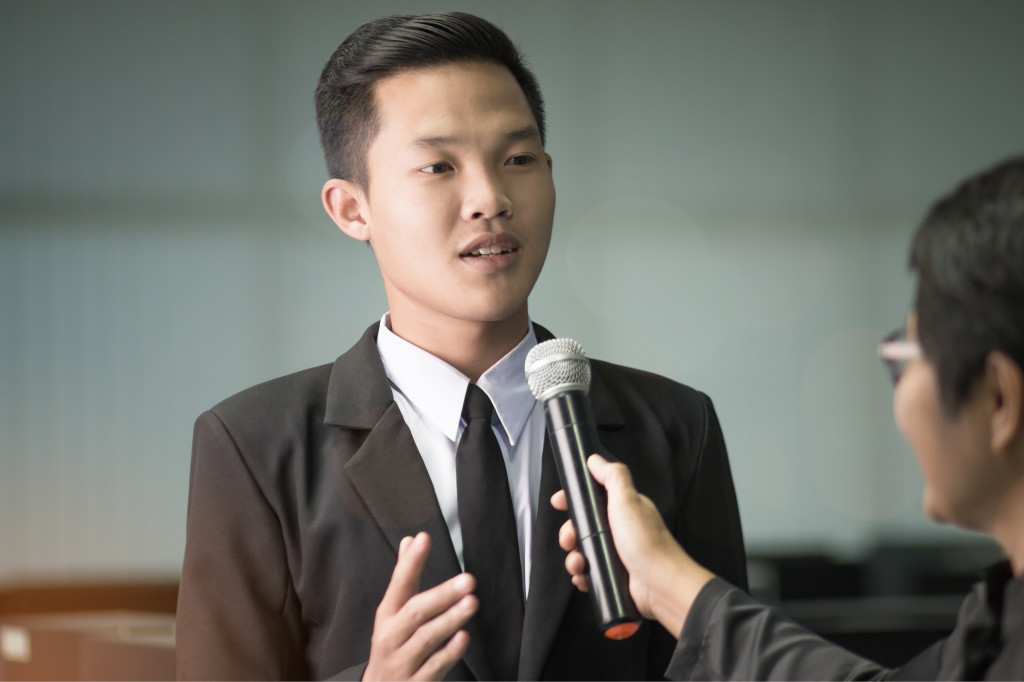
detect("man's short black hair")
[314,12,546,190]
[910,155,1024,414]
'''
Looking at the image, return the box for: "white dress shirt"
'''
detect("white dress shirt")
[376,313,546,597]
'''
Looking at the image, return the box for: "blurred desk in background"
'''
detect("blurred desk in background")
[0,611,174,681]
[0,578,178,681]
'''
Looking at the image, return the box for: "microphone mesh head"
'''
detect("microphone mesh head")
[524,338,592,398]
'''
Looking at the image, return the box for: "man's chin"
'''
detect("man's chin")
[461,308,530,328]
[458,295,532,325]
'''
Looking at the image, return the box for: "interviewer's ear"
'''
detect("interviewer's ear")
[987,351,1024,455]
[322,178,370,242]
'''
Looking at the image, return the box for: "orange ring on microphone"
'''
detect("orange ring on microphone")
[604,621,640,640]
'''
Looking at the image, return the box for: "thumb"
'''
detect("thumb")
[587,454,634,496]
[586,453,611,484]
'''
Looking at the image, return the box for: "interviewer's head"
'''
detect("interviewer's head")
[889,156,1024,537]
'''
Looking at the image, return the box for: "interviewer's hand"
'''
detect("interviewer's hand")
[551,455,714,638]
[363,532,478,681]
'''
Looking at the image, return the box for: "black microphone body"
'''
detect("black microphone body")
[542,387,641,639]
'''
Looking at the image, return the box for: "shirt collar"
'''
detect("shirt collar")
[994,560,1024,637]
[376,313,539,446]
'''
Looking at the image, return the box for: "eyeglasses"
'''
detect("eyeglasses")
[877,328,921,385]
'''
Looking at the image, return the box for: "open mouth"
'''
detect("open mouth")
[463,245,518,258]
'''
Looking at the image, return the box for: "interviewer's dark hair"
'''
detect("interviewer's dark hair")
[910,155,1024,414]
[314,12,546,189]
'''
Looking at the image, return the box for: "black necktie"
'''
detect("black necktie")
[456,384,524,681]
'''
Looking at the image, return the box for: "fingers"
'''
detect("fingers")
[556,509,591,592]
[388,572,477,659]
[557,518,577,552]
[563,548,590,592]
[377,532,431,620]
[400,578,477,678]
[550,489,567,512]
[413,629,472,681]
[365,533,479,681]
[571,572,590,592]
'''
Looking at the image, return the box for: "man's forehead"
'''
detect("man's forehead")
[371,62,533,134]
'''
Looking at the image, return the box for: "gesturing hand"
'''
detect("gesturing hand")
[363,532,478,681]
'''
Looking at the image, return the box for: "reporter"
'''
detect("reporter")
[553,155,1024,680]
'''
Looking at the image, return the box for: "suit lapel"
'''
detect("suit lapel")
[325,323,492,681]
[343,404,455,550]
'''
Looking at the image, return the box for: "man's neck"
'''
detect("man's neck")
[992,466,1024,577]
[386,309,530,383]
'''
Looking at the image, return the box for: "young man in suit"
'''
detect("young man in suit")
[175,12,747,681]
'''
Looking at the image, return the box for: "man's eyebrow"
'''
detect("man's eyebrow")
[409,125,541,150]
[504,125,541,143]
[410,135,462,149]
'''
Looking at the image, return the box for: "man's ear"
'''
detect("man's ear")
[988,351,1024,455]
[322,178,370,242]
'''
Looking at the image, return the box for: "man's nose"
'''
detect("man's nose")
[462,169,512,222]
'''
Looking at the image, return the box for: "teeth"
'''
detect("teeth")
[469,246,513,256]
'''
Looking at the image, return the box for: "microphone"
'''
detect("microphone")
[525,338,641,640]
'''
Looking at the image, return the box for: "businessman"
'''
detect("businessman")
[175,12,747,680]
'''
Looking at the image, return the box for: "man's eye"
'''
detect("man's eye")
[421,162,454,174]
[507,154,536,166]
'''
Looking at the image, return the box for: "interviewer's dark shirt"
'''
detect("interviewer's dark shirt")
[668,561,1024,680]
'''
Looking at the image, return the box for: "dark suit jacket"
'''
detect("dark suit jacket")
[176,322,747,680]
